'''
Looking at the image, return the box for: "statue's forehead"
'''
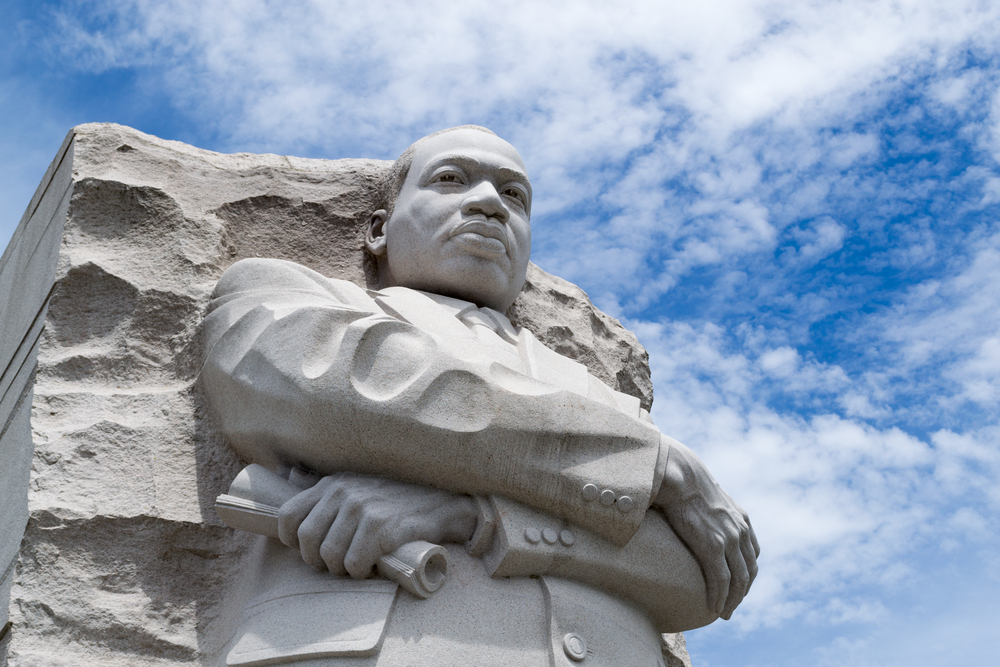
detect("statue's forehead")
[410,130,528,178]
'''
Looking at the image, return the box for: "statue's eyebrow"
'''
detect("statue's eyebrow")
[497,167,532,195]
[421,154,532,194]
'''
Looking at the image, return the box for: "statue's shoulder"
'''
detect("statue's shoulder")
[214,258,372,308]
[216,257,344,293]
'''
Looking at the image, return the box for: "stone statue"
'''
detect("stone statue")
[200,125,759,666]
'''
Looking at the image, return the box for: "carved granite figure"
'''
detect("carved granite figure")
[201,126,759,666]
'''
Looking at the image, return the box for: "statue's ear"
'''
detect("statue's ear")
[365,210,388,257]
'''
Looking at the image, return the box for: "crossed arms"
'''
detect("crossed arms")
[201,258,758,625]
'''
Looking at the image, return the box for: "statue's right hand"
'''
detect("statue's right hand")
[277,472,476,579]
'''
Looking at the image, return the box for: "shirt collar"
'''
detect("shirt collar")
[418,289,521,343]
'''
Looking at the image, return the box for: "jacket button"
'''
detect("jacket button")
[616,495,633,512]
[542,528,559,544]
[563,633,587,661]
[600,489,616,506]
[559,530,575,546]
[525,527,541,544]
[582,483,599,501]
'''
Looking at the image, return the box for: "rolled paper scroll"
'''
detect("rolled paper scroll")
[215,464,450,599]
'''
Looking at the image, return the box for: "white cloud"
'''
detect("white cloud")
[759,346,800,377]
[855,231,1000,417]
[628,315,996,634]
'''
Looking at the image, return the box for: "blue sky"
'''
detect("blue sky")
[3,1,999,665]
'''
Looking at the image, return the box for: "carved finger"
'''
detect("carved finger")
[740,520,759,587]
[721,540,750,620]
[297,491,343,570]
[343,514,394,580]
[747,514,761,558]
[318,499,364,576]
[278,478,333,549]
[702,533,731,617]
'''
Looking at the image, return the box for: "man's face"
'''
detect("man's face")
[372,129,532,312]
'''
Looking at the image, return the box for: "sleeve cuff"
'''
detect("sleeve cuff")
[465,494,497,557]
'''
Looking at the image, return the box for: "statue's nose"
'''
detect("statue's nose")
[461,182,509,223]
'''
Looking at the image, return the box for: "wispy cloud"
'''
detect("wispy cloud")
[630,317,999,633]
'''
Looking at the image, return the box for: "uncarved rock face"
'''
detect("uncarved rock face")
[373,129,532,312]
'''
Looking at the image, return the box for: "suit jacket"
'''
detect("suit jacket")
[203,258,664,545]
[202,259,714,666]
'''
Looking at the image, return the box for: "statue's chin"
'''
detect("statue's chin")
[387,260,525,312]
[423,281,520,313]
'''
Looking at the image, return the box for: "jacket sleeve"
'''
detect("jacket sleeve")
[483,495,717,633]
[201,258,663,545]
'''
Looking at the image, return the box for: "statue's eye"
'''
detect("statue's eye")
[433,171,464,185]
[501,187,527,208]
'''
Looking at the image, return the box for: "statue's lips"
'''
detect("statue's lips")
[449,219,509,256]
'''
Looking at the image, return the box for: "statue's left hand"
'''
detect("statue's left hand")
[653,437,761,621]
[276,473,477,578]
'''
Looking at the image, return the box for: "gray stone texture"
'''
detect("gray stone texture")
[0,124,663,665]
[662,632,694,667]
